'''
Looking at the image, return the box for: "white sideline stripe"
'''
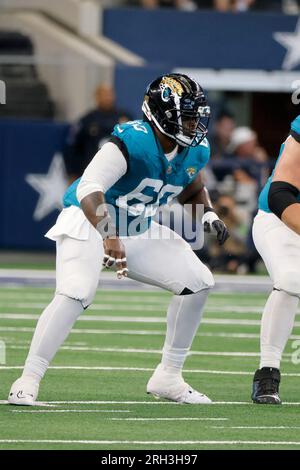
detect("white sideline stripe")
[0,313,281,326]
[11,409,131,414]
[0,439,300,445]
[1,366,300,378]
[6,344,293,359]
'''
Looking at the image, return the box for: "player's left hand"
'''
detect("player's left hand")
[102,237,128,279]
[202,210,229,245]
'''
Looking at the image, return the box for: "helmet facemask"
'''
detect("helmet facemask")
[163,104,211,147]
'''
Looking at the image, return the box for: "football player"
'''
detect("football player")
[252,115,300,404]
[8,74,229,405]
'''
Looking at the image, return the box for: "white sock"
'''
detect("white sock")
[161,289,210,375]
[22,294,84,383]
[260,289,298,369]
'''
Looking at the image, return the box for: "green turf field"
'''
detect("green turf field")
[1,285,300,450]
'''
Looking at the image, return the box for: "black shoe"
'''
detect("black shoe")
[251,367,282,404]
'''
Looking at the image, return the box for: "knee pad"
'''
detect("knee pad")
[179,265,215,295]
[56,275,98,308]
[274,271,300,297]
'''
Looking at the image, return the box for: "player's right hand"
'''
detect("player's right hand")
[102,237,128,279]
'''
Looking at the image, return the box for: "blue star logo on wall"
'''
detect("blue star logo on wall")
[26,153,67,221]
[274,19,300,70]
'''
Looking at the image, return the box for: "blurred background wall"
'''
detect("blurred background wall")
[0,0,300,272]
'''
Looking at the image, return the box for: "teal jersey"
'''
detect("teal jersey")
[258,115,300,213]
[63,120,210,236]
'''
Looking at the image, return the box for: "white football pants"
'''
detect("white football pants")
[253,210,300,296]
[47,206,214,308]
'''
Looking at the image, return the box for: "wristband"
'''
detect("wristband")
[202,208,219,225]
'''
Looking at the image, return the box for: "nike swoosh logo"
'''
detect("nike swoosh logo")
[117,125,124,133]
[17,391,34,399]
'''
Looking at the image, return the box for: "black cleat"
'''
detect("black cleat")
[252,367,282,405]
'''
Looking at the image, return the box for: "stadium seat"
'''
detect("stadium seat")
[0,29,55,119]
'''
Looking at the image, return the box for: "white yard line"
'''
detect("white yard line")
[0,326,165,335]
[7,344,294,359]
[1,313,292,326]
[10,412,225,420]
[6,345,265,357]
[0,294,171,303]
[0,439,299,446]
[11,409,131,413]
[109,417,228,421]
[0,326,274,339]
[2,326,300,341]
[0,294,265,308]
[1,365,300,377]
[2,399,300,405]
[3,339,87,346]
[0,301,275,314]
[212,426,300,429]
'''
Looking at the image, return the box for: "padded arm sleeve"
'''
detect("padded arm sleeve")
[268,181,300,219]
[76,141,128,203]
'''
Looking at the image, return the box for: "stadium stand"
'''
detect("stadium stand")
[0,30,54,119]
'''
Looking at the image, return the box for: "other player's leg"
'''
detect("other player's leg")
[251,211,300,404]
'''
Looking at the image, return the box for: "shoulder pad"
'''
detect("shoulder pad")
[112,120,150,141]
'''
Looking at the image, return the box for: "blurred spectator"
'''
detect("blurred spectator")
[212,0,298,12]
[206,194,249,273]
[139,0,299,10]
[254,0,291,12]
[141,0,197,10]
[226,126,268,224]
[139,0,300,10]
[213,0,256,11]
[63,83,132,184]
[282,0,300,13]
[227,126,268,163]
[210,110,236,159]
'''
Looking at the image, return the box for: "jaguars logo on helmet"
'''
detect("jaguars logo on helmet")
[142,73,210,148]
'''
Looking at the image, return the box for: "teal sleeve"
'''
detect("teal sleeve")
[291,115,300,142]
